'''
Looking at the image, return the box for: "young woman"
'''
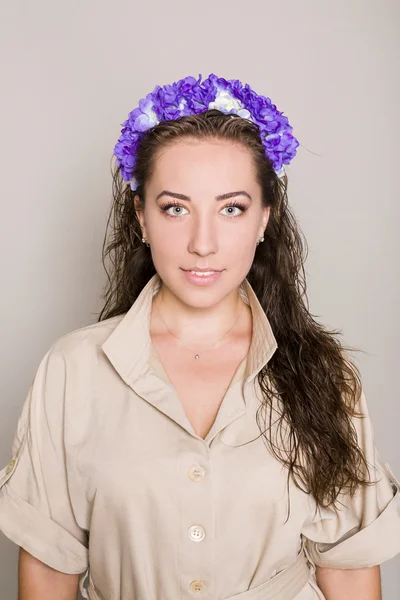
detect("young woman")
[1,73,399,600]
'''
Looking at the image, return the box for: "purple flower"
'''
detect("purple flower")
[113,73,299,188]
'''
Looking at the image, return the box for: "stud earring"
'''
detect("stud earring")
[142,237,150,247]
[256,236,264,246]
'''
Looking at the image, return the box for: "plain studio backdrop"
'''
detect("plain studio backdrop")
[0,1,399,598]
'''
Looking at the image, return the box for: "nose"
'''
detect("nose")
[187,213,218,257]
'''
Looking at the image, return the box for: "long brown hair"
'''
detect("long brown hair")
[98,109,376,510]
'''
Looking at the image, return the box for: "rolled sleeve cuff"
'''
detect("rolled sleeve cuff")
[0,484,88,574]
[305,482,400,569]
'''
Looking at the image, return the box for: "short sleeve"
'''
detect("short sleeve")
[301,388,400,569]
[0,344,89,574]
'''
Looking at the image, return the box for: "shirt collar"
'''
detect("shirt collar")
[101,272,278,387]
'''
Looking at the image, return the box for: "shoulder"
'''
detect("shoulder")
[35,315,127,438]
[50,314,125,363]
[27,314,126,391]
[33,314,127,395]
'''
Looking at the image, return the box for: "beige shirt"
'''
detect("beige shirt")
[1,272,400,600]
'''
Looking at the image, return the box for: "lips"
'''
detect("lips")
[183,268,222,272]
[182,269,223,286]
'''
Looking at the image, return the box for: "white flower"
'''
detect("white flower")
[275,166,286,178]
[135,99,159,131]
[208,88,250,119]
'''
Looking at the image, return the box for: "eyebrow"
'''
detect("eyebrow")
[155,190,252,202]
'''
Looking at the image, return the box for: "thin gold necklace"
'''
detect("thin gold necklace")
[154,296,243,359]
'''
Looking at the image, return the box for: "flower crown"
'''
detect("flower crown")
[113,73,300,191]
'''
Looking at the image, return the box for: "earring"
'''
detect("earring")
[142,237,150,247]
[256,236,264,247]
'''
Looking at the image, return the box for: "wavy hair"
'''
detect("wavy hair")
[98,109,376,511]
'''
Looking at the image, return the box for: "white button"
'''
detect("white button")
[188,464,205,481]
[188,525,206,542]
[189,579,206,594]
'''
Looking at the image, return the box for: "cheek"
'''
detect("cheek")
[222,229,258,255]
[149,225,183,264]
[160,230,182,251]
[149,216,182,246]
[223,230,260,274]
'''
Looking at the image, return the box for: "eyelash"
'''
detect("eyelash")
[159,200,247,218]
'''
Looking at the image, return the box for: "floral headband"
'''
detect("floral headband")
[113,73,300,191]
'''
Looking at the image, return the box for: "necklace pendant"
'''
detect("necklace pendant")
[195,354,199,359]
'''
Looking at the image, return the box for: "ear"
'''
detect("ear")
[260,205,270,237]
[133,194,147,239]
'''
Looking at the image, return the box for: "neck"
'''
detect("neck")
[150,283,248,346]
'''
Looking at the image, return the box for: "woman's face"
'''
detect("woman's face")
[135,138,270,308]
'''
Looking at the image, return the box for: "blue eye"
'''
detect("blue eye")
[160,203,189,217]
[159,201,247,218]
[220,204,246,217]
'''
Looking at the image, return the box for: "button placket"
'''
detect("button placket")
[180,446,213,598]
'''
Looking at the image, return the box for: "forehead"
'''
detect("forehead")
[149,138,258,193]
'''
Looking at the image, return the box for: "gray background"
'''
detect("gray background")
[0,0,399,598]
